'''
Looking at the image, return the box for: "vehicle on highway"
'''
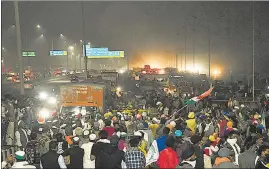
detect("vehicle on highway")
[70,75,79,82]
[59,83,108,115]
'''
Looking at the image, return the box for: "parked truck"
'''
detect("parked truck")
[59,83,107,115]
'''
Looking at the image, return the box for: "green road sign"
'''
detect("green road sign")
[22,51,36,57]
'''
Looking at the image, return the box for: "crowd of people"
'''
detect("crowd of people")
[1,89,269,169]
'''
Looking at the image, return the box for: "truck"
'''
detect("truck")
[59,83,107,115]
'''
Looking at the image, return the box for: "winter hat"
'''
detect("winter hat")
[190,134,201,144]
[227,121,233,128]
[15,151,25,160]
[209,135,216,142]
[73,136,80,144]
[218,147,234,157]
[89,134,96,141]
[175,130,183,137]
[188,112,195,119]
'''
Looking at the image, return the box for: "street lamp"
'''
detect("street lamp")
[60,34,63,37]
[40,34,44,37]
[36,24,41,28]
[80,40,83,43]
[68,46,74,50]
[2,47,5,50]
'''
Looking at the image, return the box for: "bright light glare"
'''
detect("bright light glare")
[159,69,165,74]
[117,87,121,91]
[119,69,125,74]
[36,24,41,28]
[39,108,50,118]
[68,46,74,50]
[213,69,221,75]
[60,34,63,36]
[186,64,203,73]
[39,92,48,100]
[48,97,57,105]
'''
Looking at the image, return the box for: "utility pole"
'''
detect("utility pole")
[252,1,255,101]
[193,15,196,69]
[184,13,187,72]
[81,1,88,79]
[14,1,24,95]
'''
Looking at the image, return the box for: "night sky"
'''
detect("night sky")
[2,1,269,75]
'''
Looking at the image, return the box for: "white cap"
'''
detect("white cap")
[134,131,142,137]
[83,130,90,136]
[38,128,43,132]
[52,126,58,129]
[53,120,58,123]
[152,117,160,124]
[156,101,162,106]
[142,112,147,117]
[170,121,176,127]
[73,136,80,142]
[89,134,96,141]
[60,124,67,128]
[72,124,76,127]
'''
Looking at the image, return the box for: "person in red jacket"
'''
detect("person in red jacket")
[157,135,179,168]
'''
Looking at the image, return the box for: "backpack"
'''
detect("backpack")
[25,141,40,165]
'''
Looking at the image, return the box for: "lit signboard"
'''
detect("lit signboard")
[49,50,68,56]
[22,51,36,57]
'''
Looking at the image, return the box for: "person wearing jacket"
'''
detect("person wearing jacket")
[213,147,239,168]
[238,136,258,169]
[255,144,269,169]
[157,135,179,168]
[190,134,204,169]
[177,145,197,168]
[186,112,197,134]
[223,131,241,166]
[63,137,84,169]
[40,141,67,169]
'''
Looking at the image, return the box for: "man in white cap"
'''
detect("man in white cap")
[12,151,36,168]
[62,137,84,169]
[81,134,96,168]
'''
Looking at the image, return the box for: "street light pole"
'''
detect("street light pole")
[14,1,24,95]
[252,1,255,101]
[81,1,88,79]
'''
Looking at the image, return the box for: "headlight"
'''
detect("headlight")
[48,97,57,105]
[39,92,48,100]
[39,108,50,118]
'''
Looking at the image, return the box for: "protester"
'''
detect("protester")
[125,137,146,169]
[213,147,238,168]
[63,137,84,169]
[91,130,111,169]
[25,132,40,167]
[81,134,96,168]
[40,141,67,169]
[178,145,197,168]
[155,127,170,153]
[255,144,269,169]
[11,151,36,169]
[55,133,68,155]
[37,128,50,155]
[157,135,179,168]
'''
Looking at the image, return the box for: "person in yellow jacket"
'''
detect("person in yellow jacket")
[186,112,197,133]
